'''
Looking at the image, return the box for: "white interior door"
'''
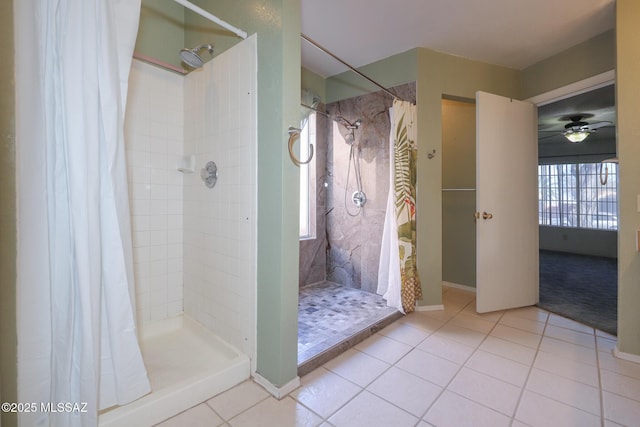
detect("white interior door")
[476,91,539,313]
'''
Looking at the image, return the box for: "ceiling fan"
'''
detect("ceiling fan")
[558,115,612,143]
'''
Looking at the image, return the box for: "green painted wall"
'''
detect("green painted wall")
[326,49,417,103]
[136,0,185,67]
[616,0,640,356]
[301,67,326,103]
[416,48,521,306]
[0,0,17,426]
[181,0,301,387]
[521,30,615,100]
[442,99,476,288]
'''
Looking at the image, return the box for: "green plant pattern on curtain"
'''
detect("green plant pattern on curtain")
[392,99,422,313]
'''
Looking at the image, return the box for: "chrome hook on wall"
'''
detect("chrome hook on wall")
[288,126,314,166]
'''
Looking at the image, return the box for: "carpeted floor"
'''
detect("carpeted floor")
[538,250,617,335]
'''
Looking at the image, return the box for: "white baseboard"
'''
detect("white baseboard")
[415,304,445,312]
[614,346,640,365]
[253,373,301,399]
[443,281,477,293]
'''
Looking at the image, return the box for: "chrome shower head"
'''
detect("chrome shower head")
[179,43,214,68]
[334,116,362,130]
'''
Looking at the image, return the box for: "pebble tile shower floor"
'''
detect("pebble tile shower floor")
[297,282,399,366]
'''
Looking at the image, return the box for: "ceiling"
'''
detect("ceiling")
[538,84,616,146]
[301,0,615,78]
[301,0,617,150]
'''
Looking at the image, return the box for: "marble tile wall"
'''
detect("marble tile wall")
[324,83,416,293]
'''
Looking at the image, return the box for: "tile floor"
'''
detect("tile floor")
[156,286,640,426]
[298,282,398,365]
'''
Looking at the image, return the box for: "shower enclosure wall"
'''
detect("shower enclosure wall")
[299,83,416,293]
[101,35,257,426]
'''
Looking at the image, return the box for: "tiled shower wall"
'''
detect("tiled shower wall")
[325,83,416,293]
[125,60,185,325]
[183,35,257,357]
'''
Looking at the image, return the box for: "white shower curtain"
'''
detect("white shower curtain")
[32,0,149,425]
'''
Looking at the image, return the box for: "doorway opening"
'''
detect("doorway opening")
[536,83,618,335]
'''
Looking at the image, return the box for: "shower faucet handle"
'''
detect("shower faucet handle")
[201,161,218,189]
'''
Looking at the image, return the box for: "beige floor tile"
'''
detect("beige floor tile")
[435,323,486,348]
[424,390,511,427]
[548,314,595,335]
[534,350,599,387]
[499,312,546,334]
[544,324,595,349]
[229,397,322,427]
[526,368,600,415]
[449,312,497,334]
[479,335,537,366]
[395,348,460,387]
[291,367,361,418]
[323,348,389,387]
[490,324,542,349]
[328,391,418,427]
[448,367,521,416]
[206,380,269,420]
[599,350,640,380]
[506,306,549,323]
[367,366,442,417]
[461,303,505,322]
[538,336,597,366]
[515,390,600,427]
[378,322,430,347]
[155,403,223,427]
[600,370,640,402]
[355,333,413,364]
[417,334,476,365]
[465,349,530,387]
[597,336,617,353]
[399,312,446,333]
[603,391,640,427]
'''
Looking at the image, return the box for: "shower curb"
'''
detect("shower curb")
[297,310,403,377]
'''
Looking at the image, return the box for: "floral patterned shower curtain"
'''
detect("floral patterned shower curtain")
[392,99,422,313]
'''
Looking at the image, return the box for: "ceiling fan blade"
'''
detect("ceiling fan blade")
[588,121,613,130]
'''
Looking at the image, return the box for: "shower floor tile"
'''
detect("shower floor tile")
[298,282,399,367]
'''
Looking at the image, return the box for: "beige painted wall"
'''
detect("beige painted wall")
[442,99,476,287]
[0,0,17,425]
[521,30,615,99]
[615,0,640,356]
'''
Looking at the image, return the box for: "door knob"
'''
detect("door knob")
[482,211,493,220]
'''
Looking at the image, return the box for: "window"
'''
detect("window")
[299,113,316,238]
[538,162,618,230]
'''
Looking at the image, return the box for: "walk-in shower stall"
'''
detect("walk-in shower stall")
[97,36,257,426]
[297,83,416,367]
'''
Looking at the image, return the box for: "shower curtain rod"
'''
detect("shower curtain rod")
[301,33,409,103]
[171,0,248,39]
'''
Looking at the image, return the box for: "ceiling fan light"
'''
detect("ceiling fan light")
[563,129,591,143]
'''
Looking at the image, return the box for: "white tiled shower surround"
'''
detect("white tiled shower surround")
[125,60,185,324]
[124,36,257,359]
[182,35,257,357]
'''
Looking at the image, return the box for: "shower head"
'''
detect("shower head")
[334,116,362,130]
[179,43,214,68]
